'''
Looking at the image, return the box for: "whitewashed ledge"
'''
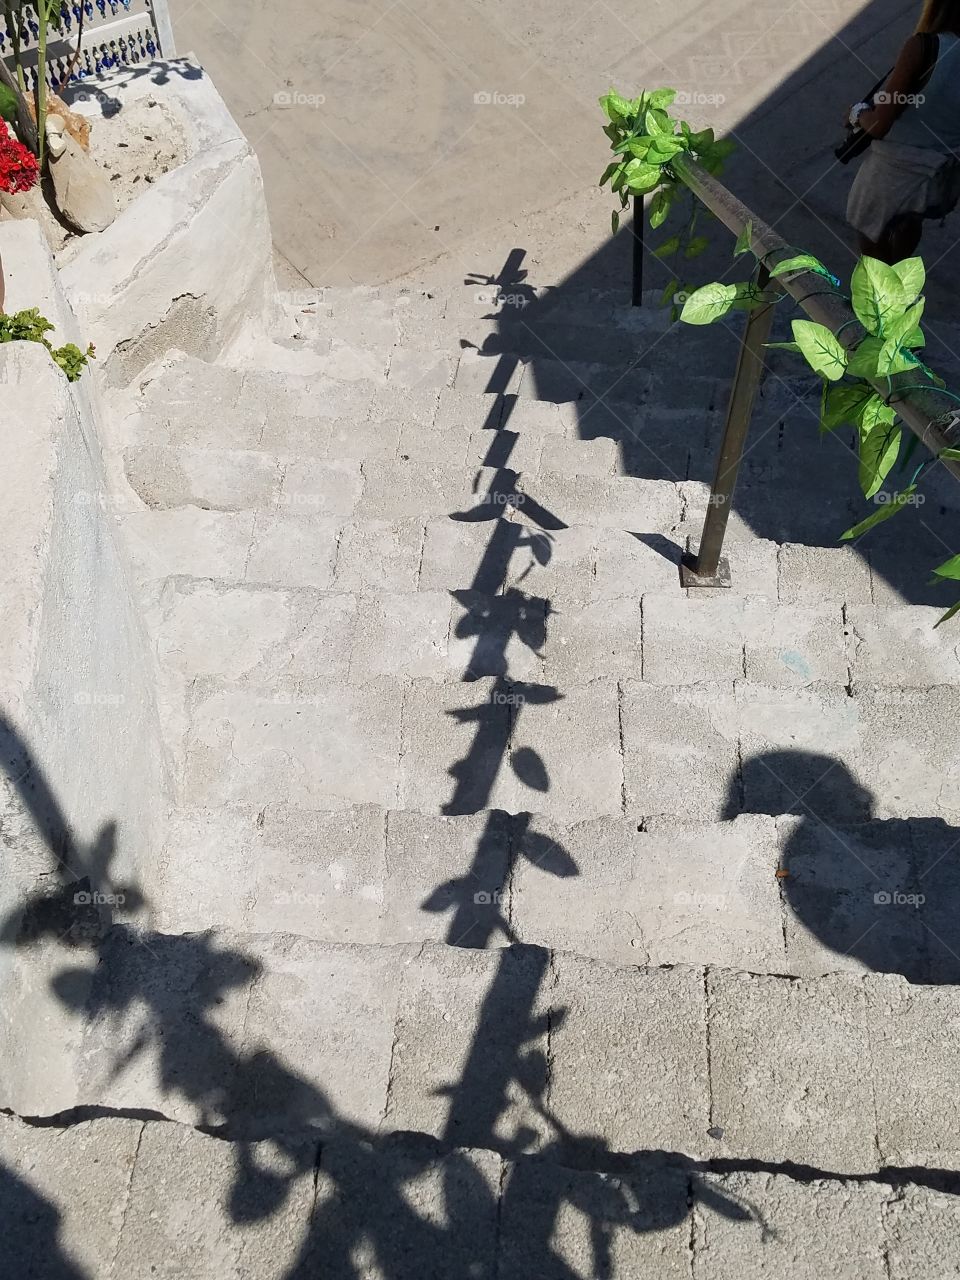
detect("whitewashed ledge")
[57,56,280,386]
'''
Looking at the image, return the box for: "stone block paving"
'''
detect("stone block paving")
[15,286,960,1275]
[8,945,960,1277]
[19,937,958,1177]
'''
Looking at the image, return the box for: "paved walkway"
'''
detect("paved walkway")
[2,271,960,1274]
[166,0,960,304]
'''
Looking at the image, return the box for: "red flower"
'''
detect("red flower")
[0,132,40,195]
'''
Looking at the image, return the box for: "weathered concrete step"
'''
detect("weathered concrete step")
[132,354,724,485]
[129,571,959,825]
[455,348,730,411]
[153,803,960,985]
[6,1110,958,1280]
[120,433,624,512]
[140,345,732,444]
[116,470,684,588]
[6,937,960,1178]
[282,282,680,343]
[129,390,723,490]
[140,562,955,699]
[624,678,960,825]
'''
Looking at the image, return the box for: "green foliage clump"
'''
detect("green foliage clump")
[599,87,736,316]
[0,307,95,382]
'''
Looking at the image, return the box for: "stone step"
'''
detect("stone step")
[282,283,680,343]
[5,1108,958,1279]
[151,803,960,986]
[120,434,625,513]
[6,936,960,1180]
[293,299,751,375]
[137,540,955,692]
[142,343,737,423]
[116,469,685,589]
[284,282,960,398]
[131,364,728,486]
[118,474,958,822]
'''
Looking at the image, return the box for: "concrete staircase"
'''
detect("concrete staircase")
[5,278,960,1276]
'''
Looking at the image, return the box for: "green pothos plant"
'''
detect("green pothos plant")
[599,88,736,317]
[681,248,960,626]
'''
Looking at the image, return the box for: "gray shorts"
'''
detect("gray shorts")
[846,138,960,241]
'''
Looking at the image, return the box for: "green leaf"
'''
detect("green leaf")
[939,447,960,461]
[687,128,714,151]
[857,394,896,439]
[733,220,753,258]
[877,334,919,376]
[660,278,680,307]
[770,253,829,280]
[884,297,925,344]
[679,281,739,325]
[611,161,629,193]
[601,92,633,123]
[858,422,902,498]
[0,82,19,124]
[851,256,909,335]
[684,235,709,259]
[846,336,884,379]
[931,554,960,581]
[644,108,671,137]
[647,87,677,110]
[619,136,654,158]
[599,161,620,187]
[934,599,960,628]
[840,485,918,539]
[710,138,737,160]
[892,256,925,303]
[820,382,874,431]
[648,186,676,229]
[624,158,663,194]
[653,234,682,259]
[646,136,685,163]
[612,209,620,235]
[791,319,848,381]
[764,341,801,353]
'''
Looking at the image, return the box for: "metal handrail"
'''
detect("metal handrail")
[666,153,960,586]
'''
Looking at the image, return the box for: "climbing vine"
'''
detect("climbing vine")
[598,87,736,316]
[681,251,960,626]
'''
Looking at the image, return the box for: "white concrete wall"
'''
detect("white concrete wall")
[0,223,169,1112]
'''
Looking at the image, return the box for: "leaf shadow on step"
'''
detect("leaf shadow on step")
[0,1160,90,1280]
[4,717,960,1274]
[729,749,960,984]
[0,707,744,1278]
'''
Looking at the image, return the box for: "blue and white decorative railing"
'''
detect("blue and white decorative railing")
[1,0,175,90]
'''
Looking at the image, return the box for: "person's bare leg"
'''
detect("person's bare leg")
[859,215,922,264]
[858,232,884,258]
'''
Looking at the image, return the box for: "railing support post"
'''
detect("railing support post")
[681,269,775,588]
[631,196,643,306]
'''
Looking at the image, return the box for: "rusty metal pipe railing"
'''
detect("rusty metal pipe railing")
[668,153,960,586]
[631,196,644,306]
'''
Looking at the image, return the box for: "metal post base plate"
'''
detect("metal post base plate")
[680,552,732,589]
